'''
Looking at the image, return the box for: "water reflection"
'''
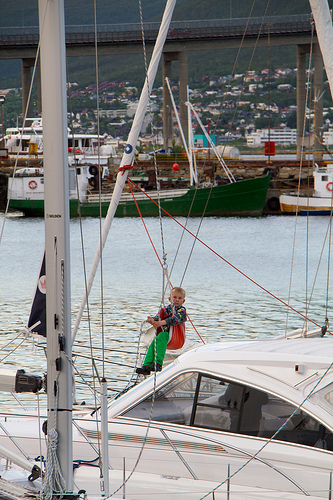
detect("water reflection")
[0,215,332,409]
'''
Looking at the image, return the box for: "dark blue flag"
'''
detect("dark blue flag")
[28,253,46,337]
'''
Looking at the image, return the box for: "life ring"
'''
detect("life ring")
[28,180,37,190]
[327,182,333,192]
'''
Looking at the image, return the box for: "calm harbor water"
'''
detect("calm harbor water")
[0,213,332,408]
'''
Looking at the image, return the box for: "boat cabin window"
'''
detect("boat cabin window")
[324,389,333,406]
[68,139,79,148]
[322,175,329,181]
[122,372,198,424]
[122,372,333,451]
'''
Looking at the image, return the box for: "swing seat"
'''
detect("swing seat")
[166,323,186,350]
[142,323,186,350]
[142,308,186,350]
[158,308,186,350]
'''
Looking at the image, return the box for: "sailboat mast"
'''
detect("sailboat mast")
[309,0,333,100]
[165,77,197,185]
[38,0,73,494]
[72,0,177,342]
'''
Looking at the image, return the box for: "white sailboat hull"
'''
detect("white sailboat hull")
[0,339,332,498]
[0,407,331,499]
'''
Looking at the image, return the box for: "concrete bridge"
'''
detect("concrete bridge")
[0,14,322,154]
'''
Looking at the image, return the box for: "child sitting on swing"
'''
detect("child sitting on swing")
[136,287,187,375]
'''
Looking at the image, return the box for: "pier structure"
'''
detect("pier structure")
[0,14,325,154]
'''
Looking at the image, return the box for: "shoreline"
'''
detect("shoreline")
[0,156,316,215]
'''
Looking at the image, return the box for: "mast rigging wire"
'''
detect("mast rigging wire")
[127,177,331,333]
[127,181,205,343]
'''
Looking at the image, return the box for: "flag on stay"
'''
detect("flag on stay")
[27,253,46,337]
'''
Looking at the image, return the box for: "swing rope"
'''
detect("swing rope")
[127,181,206,344]
[127,178,331,334]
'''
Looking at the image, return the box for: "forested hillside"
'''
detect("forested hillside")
[0,0,331,89]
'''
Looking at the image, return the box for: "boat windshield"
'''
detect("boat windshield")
[122,371,333,451]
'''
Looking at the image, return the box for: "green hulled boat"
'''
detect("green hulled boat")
[9,174,270,217]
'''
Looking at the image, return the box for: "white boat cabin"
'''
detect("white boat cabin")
[4,118,118,166]
[8,164,107,203]
[313,163,333,197]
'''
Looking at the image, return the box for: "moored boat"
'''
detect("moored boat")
[5,117,119,167]
[280,163,333,215]
[2,0,333,498]
[8,172,271,217]
[0,338,332,499]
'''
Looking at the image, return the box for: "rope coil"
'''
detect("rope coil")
[41,428,66,500]
[117,165,133,175]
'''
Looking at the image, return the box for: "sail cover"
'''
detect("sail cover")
[27,253,46,337]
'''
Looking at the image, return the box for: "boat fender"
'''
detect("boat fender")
[28,180,38,190]
[89,165,98,176]
[326,182,333,191]
[267,196,280,211]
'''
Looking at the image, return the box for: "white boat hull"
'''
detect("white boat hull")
[0,339,332,498]
[0,408,330,499]
[280,193,333,214]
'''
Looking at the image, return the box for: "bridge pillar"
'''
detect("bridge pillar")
[296,45,307,155]
[162,51,188,151]
[313,43,323,161]
[22,58,35,118]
